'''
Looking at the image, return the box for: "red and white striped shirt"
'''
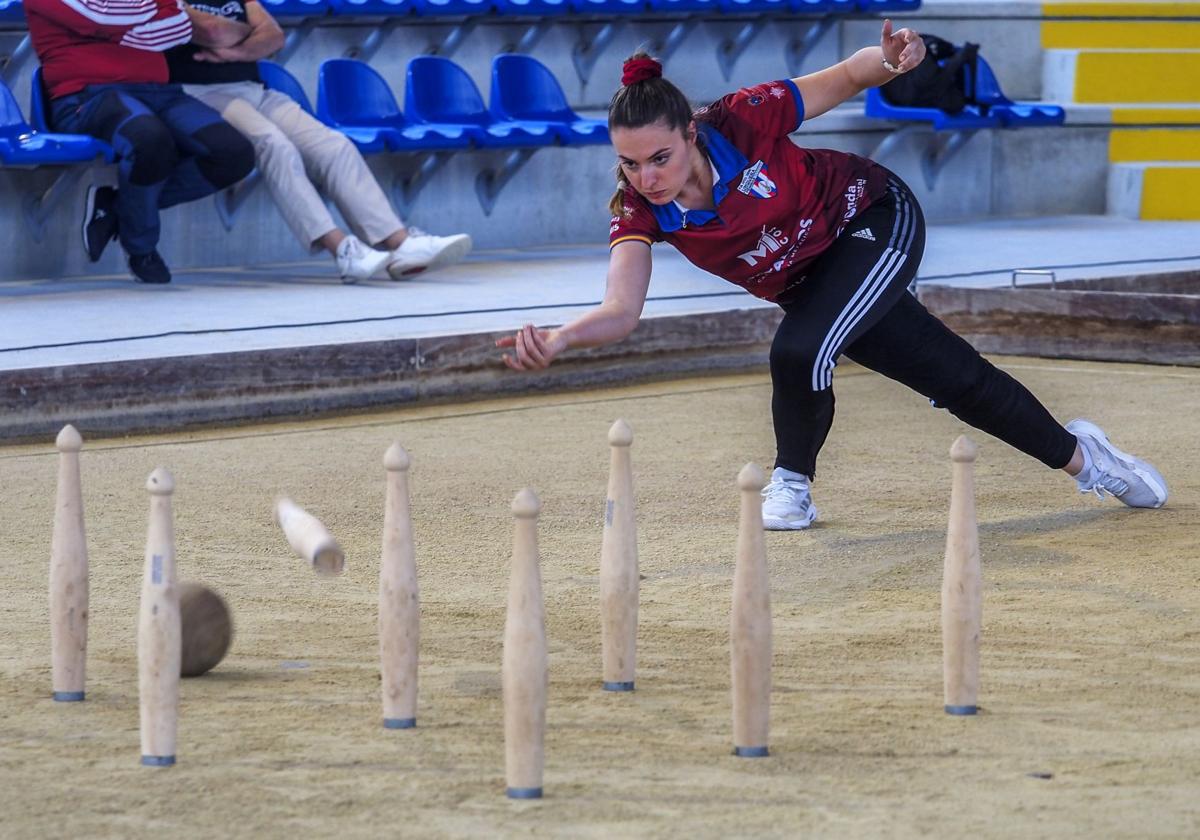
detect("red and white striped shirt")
[26,0,193,99]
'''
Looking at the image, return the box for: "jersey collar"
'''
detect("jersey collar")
[648,122,749,233]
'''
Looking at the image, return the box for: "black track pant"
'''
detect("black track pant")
[770,176,1078,478]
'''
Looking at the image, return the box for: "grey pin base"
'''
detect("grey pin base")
[141,755,176,767]
[733,746,769,758]
[944,704,978,716]
[383,717,416,730]
[602,681,635,692]
[506,787,543,799]
[52,691,85,702]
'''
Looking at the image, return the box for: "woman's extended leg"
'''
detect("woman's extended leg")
[843,292,1167,507]
[763,177,925,529]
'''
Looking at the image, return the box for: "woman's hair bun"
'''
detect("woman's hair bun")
[621,55,662,86]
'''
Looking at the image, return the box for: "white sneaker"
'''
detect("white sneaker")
[1066,419,1168,509]
[386,229,472,279]
[335,235,390,284]
[761,467,818,530]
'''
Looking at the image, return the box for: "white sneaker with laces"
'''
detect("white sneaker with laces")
[761,467,818,530]
[386,229,472,279]
[335,235,390,283]
[1066,418,1168,509]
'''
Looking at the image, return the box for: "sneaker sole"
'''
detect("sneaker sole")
[341,251,392,284]
[1067,419,1168,507]
[762,507,818,531]
[388,235,473,280]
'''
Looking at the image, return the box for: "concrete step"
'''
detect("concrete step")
[1108,162,1200,219]
[1110,127,1200,162]
[1044,49,1200,104]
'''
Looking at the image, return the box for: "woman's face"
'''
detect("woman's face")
[611,120,696,205]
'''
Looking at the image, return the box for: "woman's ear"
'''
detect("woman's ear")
[687,120,698,145]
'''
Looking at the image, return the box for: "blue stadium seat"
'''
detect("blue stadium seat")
[646,0,717,11]
[789,0,840,12]
[718,0,788,12]
[410,0,492,14]
[28,67,52,131]
[868,52,1063,131]
[864,85,1000,130]
[258,0,329,17]
[327,0,411,14]
[490,54,608,145]
[29,67,117,160]
[969,55,1065,128]
[405,56,558,148]
[0,0,24,24]
[569,0,644,14]
[2,76,111,165]
[857,0,920,11]
[318,59,479,151]
[258,60,317,115]
[493,0,569,14]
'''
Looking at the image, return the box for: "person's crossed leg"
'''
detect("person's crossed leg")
[53,83,254,283]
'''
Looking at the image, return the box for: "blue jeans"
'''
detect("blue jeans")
[51,83,254,256]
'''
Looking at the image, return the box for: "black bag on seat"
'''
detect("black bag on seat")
[880,34,980,114]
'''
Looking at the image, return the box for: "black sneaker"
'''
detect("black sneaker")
[83,185,118,263]
[129,250,171,284]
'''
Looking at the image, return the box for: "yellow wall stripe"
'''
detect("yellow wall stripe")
[1074,52,1200,103]
[1042,20,1200,48]
[1044,2,1200,19]
[1113,107,1200,124]
[1109,128,1200,161]
[1140,165,1200,219]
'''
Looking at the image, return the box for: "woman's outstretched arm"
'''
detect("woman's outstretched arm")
[791,19,925,122]
[498,241,653,372]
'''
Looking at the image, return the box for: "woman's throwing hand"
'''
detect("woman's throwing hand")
[497,324,568,371]
[881,19,925,74]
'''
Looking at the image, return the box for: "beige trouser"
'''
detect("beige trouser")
[184,80,404,251]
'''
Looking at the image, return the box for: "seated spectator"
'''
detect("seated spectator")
[25,0,257,283]
[168,2,472,283]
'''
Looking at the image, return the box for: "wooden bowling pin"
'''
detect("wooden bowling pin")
[600,419,638,692]
[942,435,982,716]
[380,443,419,730]
[275,497,345,576]
[49,424,88,702]
[138,468,181,767]
[503,489,547,799]
[731,463,771,758]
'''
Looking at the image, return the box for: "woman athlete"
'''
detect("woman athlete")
[497,21,1167,529]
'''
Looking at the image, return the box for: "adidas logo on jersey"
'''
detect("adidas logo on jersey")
[851,228,876,241]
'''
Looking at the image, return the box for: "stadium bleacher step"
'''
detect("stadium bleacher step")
[1107,161,1200,220]
[1043,49,1200,104]
[1109,126,1200,163]
[1042,20,1200,50]
[1039,2,1200,221]
[1042,1,1200,50]
[1111,106,1200,127]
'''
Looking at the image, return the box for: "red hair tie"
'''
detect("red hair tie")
[621,57,662,86]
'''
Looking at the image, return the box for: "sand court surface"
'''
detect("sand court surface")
[2,357,1197,838]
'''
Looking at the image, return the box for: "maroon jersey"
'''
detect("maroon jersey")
[26,0,193,100]
[609,79,891,303]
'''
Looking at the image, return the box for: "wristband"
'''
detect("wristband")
[882,57,903,74]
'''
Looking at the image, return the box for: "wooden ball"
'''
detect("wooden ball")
[179,582,233,677]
